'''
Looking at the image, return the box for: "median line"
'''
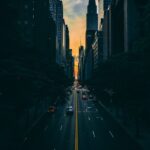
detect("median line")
[109,130,114,138]
[92,130,96,138]
[75,91,78,150]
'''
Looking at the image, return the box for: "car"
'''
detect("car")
[66,106,73,115]
[82,95,87,100]
[48,106,56,113]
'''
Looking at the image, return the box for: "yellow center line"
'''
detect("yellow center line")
[75,91,78,150]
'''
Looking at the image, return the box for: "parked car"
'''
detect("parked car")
[48,106,56,113]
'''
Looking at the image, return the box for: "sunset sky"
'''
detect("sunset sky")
[63,0,89,56]
[63,0,98,78]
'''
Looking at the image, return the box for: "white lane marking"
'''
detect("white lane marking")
[60,125,63,131]
[88,116,91,121]
[87,107,92,109]
[44,126,48,131]
[109,131,114,138]
[96,116,104,121]
[92,130,96,138]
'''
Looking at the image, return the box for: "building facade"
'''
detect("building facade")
[86,0,98,31]
[78,46,85,81]
[84,0,98,80]
[56,0,63,64]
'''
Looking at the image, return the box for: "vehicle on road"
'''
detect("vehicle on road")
[82,95,88,100]
[66,106,73,115]
[89,94,93,99]
[48,106,56,113]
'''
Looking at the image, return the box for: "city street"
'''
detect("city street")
[22,83,142,150]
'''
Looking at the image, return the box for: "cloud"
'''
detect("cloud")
[63,0,99,55]
[63,0,88,18]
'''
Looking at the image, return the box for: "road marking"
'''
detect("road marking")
[60,125,63,131]
[75,92,78,150]
[88,117,91,121]
[109,131,114,138]
[92,130,96,138]
[87,107,92,109]
[96,116,103,121]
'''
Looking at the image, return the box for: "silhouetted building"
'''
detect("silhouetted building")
[98,0,104,30]
[85,0,98,80]
[86,0,98,31]
[102,0,146,58]
[34,0,56,64]
[65,25,70,55]
[66,49,74,79]
[62,19,66,66]
[65,25,74,79]
[92,31,102,69]
[78,46,85,81]
[104,0,112,12]
[49,0,57,22]
[56,0,63,64]
[103,7,111,60]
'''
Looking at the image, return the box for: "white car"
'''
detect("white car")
[66,106,73,115]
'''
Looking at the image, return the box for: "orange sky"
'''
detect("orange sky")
[63,0,89,78]
[63,0,99,56]
[64,17,86,56]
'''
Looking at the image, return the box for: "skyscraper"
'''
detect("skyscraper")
[104,0,112,12]
[98,0,104,30]
[86,0,98,31]
[86,0,98,50]
[56,0,63,64]
[85,0,98,80]
[49,0,57,22]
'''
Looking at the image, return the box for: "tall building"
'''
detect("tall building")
[104,0,112,12]
[98,0,104,30]
[86,0,98,50]
[62,19,66,65]
[49,0,57,22]
[34,0,55,64]
[86,0,98,31]
[78,46,85,81]
[65,25,70,53]
[66,49,74,80]
[85,0,98,80]
[56,0,63,64]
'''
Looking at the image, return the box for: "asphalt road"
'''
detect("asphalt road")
[22,86,142,150]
